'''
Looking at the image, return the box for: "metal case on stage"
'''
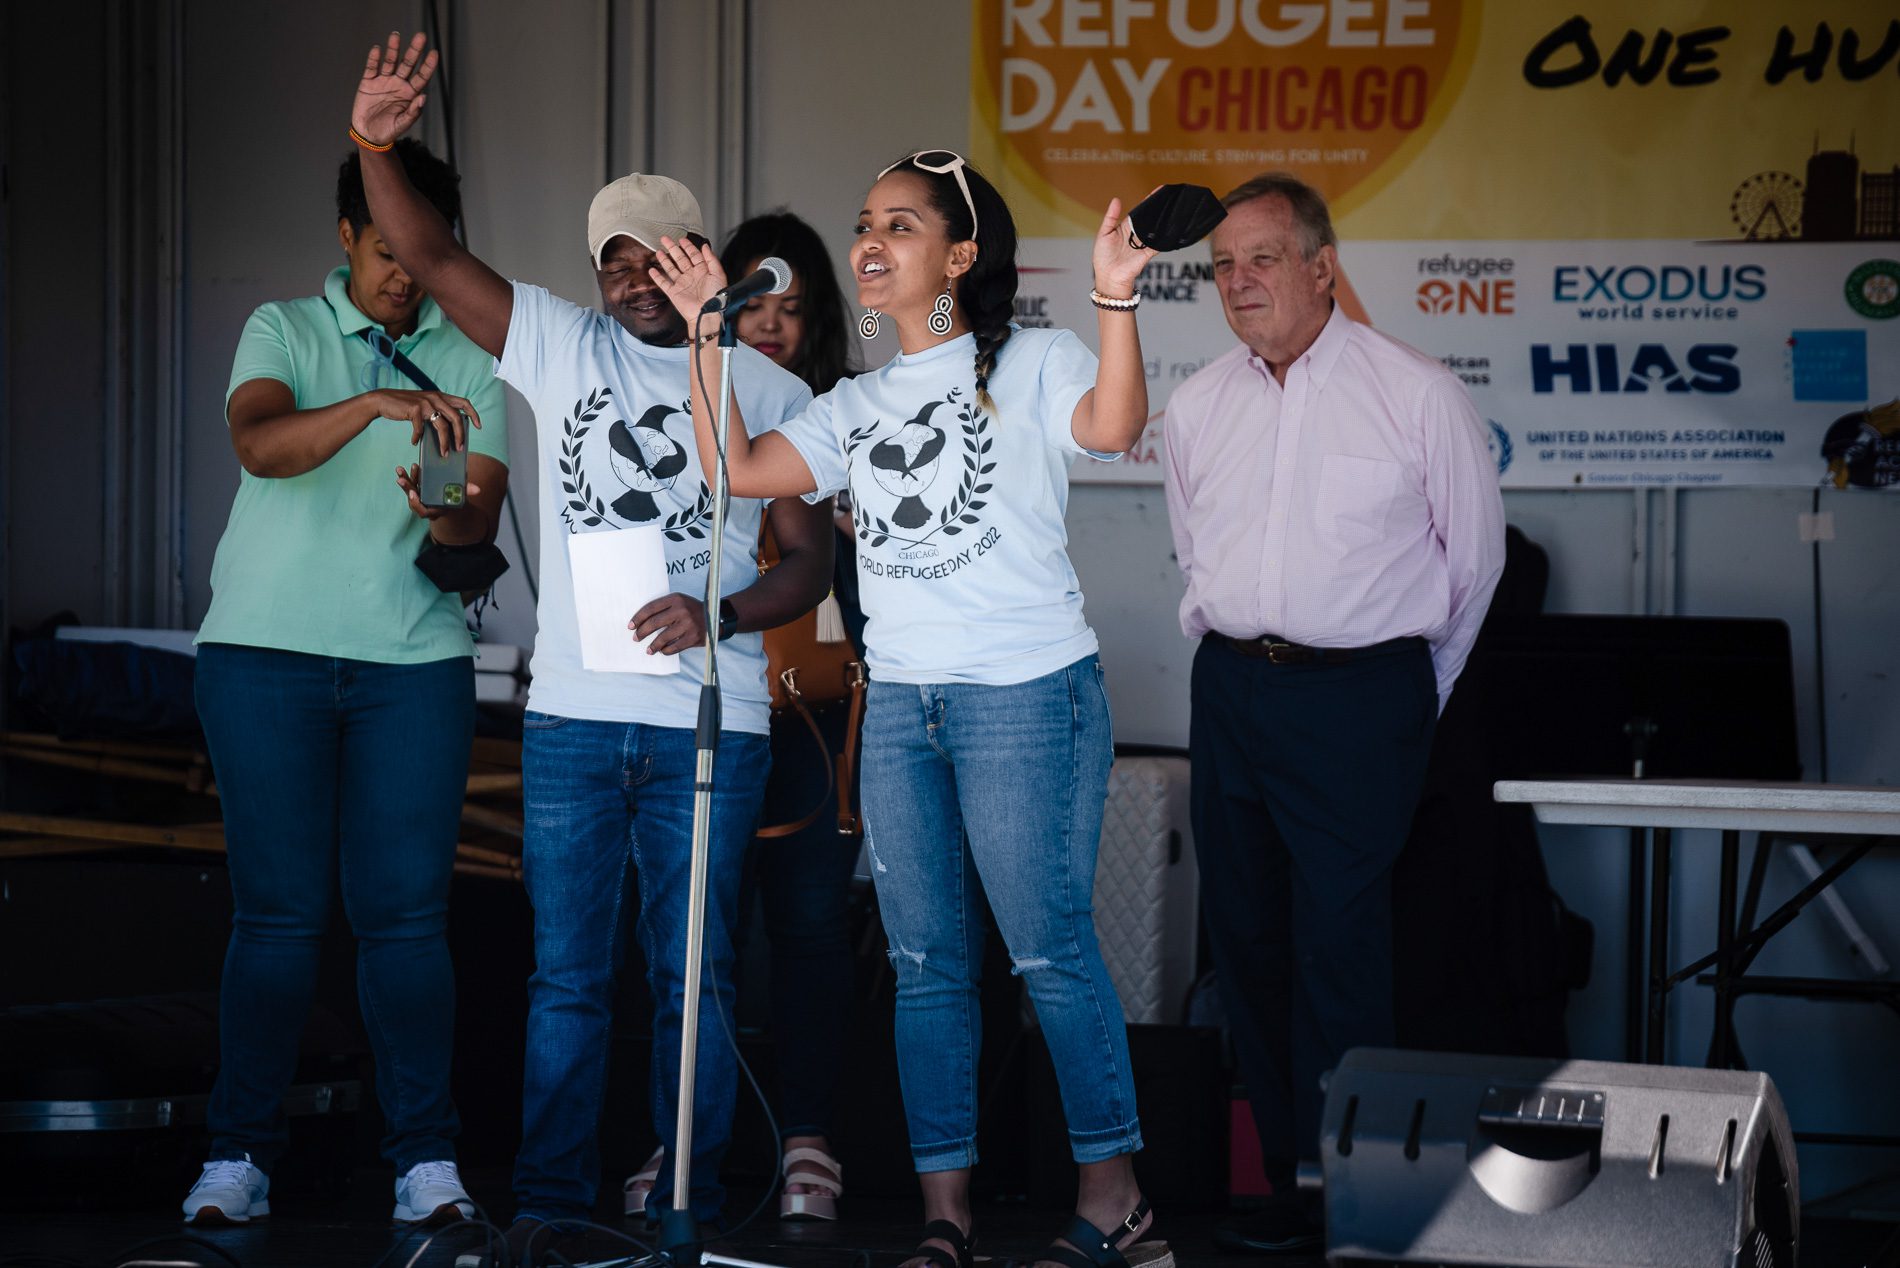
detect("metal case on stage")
[1319,1048,1798,1268]
[0,993,366,1203]
[1094,753,1198,1026]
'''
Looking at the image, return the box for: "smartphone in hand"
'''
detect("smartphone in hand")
[417,427,469,510]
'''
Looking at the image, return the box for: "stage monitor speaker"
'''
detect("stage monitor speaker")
[1318,1048,1797,1268]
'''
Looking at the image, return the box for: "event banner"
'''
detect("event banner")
[969,1,1900,488]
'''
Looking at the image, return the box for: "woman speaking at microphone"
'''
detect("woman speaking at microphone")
[648,151,1171,1268]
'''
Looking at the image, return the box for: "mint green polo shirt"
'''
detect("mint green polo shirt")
[196,267,508,663]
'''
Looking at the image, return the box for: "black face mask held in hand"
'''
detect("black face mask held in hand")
[1126,183,1227,253]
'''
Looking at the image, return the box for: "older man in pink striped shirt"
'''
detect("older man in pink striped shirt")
[1163,173,1503,1256]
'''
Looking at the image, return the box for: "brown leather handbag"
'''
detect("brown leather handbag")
[755,519,867,838]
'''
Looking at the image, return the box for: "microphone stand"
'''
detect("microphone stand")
[587,315,787,1268]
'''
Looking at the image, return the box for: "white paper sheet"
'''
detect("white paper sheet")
[565,527,682,675]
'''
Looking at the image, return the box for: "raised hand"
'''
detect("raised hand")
[647,235,730,327]
[352,31,438,147]
[1092,193,1159,300]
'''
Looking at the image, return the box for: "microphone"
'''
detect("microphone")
[701,256,791,314]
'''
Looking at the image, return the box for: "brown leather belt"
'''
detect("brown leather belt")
[1209,632,1425,665]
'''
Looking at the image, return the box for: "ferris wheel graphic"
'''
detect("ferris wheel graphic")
[1731,172,1804,240]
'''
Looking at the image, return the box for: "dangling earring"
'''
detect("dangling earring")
[859,309,882,339]
[928,283,955,337]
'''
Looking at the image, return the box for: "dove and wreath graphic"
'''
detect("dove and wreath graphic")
[845,387,995,553]
[558,387,714,541]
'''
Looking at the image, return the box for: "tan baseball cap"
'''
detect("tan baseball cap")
[586,173,706,267]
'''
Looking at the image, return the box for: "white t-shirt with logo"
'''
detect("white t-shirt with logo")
[776,326,1112,686]
[499,282,812,733]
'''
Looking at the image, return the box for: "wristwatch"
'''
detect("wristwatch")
[717,598,739,642]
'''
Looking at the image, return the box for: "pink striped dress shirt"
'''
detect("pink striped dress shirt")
[1162,303,1506,711]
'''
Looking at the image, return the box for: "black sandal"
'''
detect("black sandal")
[905,1217,977,1268]
[1036,1197,1173,1268]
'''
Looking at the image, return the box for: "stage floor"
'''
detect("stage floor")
[3,1172,1896,1268]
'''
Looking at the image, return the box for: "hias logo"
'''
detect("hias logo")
[1531,344,1740,394]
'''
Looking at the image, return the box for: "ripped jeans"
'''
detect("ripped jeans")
[860,654,1143,1172]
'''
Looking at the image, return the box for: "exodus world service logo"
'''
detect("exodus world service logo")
[1530,343,1741,394]
[1552,263,1766,323]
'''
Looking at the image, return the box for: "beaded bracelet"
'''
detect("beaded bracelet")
[1089,288,1141,311]
[349,127,394,153]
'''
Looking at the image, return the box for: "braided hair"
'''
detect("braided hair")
[888,152,1018,414]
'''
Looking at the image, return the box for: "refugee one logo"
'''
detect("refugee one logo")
[1415,277,1515,315]
[1415,255,1515,316]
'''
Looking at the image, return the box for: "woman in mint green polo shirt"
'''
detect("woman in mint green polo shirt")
[182,140,508,1229]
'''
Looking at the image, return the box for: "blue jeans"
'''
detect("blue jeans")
[512,713,769,1222]
[861,655,1142,1172]
[194,643,472,1174]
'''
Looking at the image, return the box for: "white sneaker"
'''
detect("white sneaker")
[393,1159,475,1224]
[182,1156,270,1224]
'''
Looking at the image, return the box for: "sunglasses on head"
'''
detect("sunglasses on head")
[878,150,979,241]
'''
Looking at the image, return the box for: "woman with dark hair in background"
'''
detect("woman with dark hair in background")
[622,210,864,1222]
[649,153,1172,1268]
[723,211,857,402]
[183,138,509,1227]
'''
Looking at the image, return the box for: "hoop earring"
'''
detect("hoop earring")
[928,284,955,337]
[859,309,882,340]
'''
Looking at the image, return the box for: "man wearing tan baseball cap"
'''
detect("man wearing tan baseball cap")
[350,30,836,1258]
[587,172,706,268]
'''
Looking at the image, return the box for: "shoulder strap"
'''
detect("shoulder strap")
[835,663,866,835]
[755,685,834,840]
[360,329,442,395]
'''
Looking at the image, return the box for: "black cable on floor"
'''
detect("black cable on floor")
[395,1213,519,1268]
[706,949,785,1243]
[364,1204,506,1268]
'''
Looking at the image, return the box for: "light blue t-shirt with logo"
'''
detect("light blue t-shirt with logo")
[498,282,812,734]
[775,326,1113,686]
